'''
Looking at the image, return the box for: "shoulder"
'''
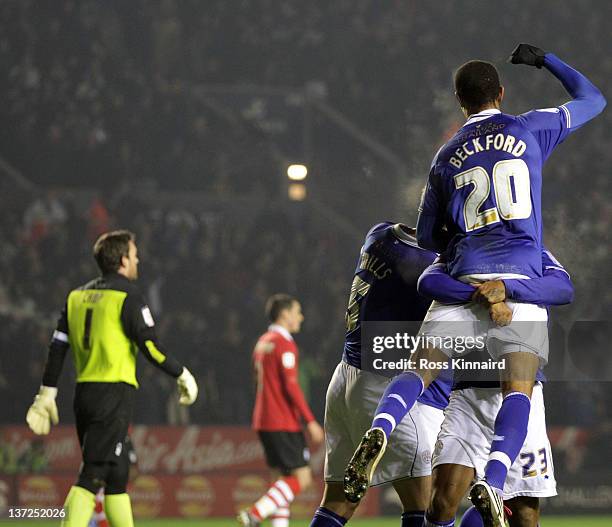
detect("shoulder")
[256,331,283,350]
[270,331,297,357]
[364,222,393,242]
[110,275,142,296]
[396,235,436,262]
[514,107,566,132]
[73,277,103,292]
[274,331,296,349]
[432,139,456,165]
[67,277,105,302]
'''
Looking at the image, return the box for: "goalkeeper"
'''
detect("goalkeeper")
[26,230,198,527]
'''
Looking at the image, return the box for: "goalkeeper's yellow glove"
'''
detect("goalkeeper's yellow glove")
[26,386,59,435]
[177,367,198,405]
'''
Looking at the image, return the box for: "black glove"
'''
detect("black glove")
[508,43,546,69]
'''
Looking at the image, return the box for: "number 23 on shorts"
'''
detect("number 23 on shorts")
[520,447,548,478]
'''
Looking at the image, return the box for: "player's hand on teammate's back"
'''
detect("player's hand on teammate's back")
[472,280,506,305]
[508,43,546,68]
[489,302,513,327]
[306,420,324,446]
[177,367,198,405]
[26,386,59,435]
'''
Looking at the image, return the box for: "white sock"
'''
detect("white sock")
[271,507,290,527]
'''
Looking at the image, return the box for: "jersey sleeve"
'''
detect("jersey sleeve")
[503,248,574,306]
[416,169,452,252]
[121,290,183,378]
[276,344,315,424]
[517,53,606,160]
[417,259,476,304]
[41,304,70,387]
[516,108,571,161]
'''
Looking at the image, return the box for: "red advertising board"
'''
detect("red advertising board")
[0,426,377,518]
[2,425,591,474]
[1,426,268,474]
[16,475,74,509]
[129,426,268,474]
[0,425,603,517]
[3,474,379,519]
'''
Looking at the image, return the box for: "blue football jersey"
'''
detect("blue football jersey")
[342,222,451,408]
[418,107,571,279]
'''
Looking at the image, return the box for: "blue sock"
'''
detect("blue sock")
[459,506,483,527]
[372,371,424,439]
[423,514,455,527]
[401,510,425,527]
[484,391,531,492]
[309,507,348,527]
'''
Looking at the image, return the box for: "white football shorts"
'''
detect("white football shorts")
[432,383,556,499]
[419,273,549,365]
[324,361,445,486]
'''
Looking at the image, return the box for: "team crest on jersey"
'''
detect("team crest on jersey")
[141,306,155,327]
[282,352,296,368]
[433,439,444,458]
[421,449,432,464]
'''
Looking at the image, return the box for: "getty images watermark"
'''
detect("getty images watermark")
[360,320,612,382]
[370,333,506,372]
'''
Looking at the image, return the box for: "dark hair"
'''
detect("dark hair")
[265,293,297,322]
[454,60,501,113]
[93,230,135,274]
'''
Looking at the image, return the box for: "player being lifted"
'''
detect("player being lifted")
[239,294,324,527]
[25,230,198,527]
[336,225,572,527]
[345,43,605,527]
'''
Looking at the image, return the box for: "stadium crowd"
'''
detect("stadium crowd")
[0,189,353,426]
[1,0,610,463]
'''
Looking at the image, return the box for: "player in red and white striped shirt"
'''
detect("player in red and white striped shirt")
[238,294,324,527]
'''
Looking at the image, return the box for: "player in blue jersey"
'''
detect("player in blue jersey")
[420,250,572,527]
[343,248,572,527]
[419,43,604,527]
[346,43,604,527]
[309,222,452,527]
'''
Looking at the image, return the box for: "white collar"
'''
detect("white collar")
[391,224,418,247]
[465,108,501,125]
[268,324,293,341]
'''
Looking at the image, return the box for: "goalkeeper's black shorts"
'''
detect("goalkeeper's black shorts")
[74,382,135,465]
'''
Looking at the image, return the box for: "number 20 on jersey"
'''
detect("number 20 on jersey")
[454,159,532,231]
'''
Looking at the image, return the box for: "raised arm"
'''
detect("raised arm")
[544,53,606,131]
[510,44,606,134]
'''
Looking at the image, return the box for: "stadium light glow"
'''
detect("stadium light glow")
[288,182,307,201]
[287,164,308,181]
